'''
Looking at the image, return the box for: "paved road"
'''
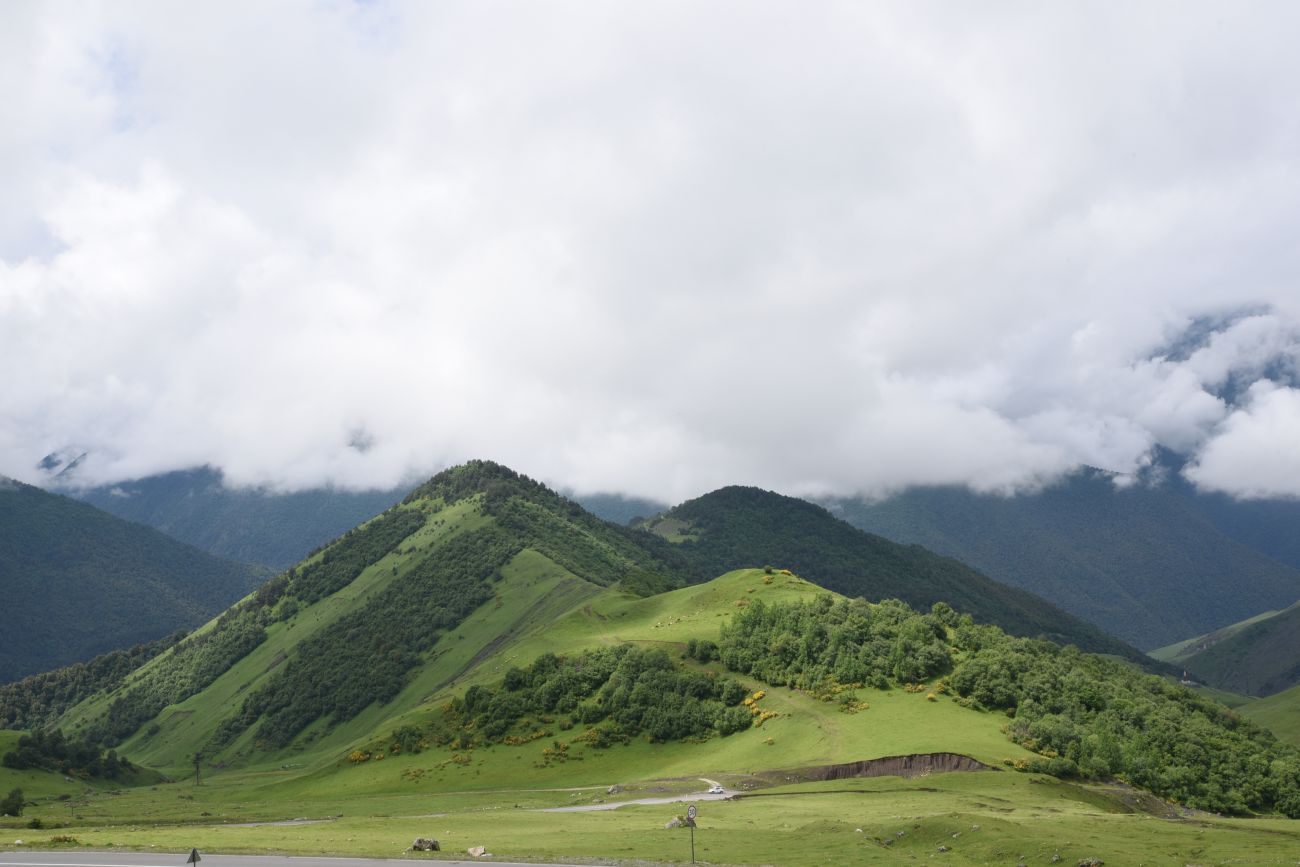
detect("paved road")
[0,852,592,867]
[538,788,733,813]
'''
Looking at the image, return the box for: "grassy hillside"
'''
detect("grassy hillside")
[51,462,681,767]
[4,463,1299,863]
[1150,601,1298,663]
[651,485,1151,666]
[826,468,1300,650]
[10,567,1300,863]
[1244,683,1300,748]
[1170,602,1300,697]
[0,478,266,684]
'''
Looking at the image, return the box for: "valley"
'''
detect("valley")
[3,463,1300,864]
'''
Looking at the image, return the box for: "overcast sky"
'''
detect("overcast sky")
[3,1,1299,502]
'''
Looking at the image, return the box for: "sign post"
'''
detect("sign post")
[686,804,698,863]
[187,849,201,865]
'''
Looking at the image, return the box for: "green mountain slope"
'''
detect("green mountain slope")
[1244,682,1300,748]
[825,469,1300,649]
[7,462,1299,864]
[54,461,682,761]
[1165,602,1300,697]
[0,477,266,683]
[75,467,404,570]
[650,485,1149,665]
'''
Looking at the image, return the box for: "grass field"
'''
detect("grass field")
[1243,683,1300,748]
[6,508,1300,867]
[5,771,1300,865]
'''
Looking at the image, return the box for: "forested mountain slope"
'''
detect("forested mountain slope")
[0,478,265,683]
[643,485,1151,666]
[52,461,681,762]
[75,467,404,570]
[826,469,1300,649]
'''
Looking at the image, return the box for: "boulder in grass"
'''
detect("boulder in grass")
[410,838,439,852]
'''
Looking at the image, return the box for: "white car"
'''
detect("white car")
[707,785,725,794]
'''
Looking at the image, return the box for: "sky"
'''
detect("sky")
[2,1,1299,503]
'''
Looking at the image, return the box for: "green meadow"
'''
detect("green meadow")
[5,471,1300,865]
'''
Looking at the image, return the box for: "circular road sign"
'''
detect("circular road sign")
[687,805,697,820]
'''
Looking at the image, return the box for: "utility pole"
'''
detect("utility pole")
[193,752,202,786]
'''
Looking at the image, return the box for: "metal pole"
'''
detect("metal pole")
[690,824,695,863]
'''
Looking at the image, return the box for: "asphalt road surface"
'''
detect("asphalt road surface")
[0,852,593,867]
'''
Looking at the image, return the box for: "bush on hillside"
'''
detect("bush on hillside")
[0,788,22,817]
[718,596,1300,817]
[424,645,752,748]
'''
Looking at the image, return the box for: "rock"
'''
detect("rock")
[467,846,486,857]
[1077,860,1104,867]
[607,784,623,795]
[665,818,683,829]
[937,844,950,852]
[410,838,440,852]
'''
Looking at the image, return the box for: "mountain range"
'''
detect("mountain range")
[825,467,1300,649]
[60,458,1300,656]
[3,460,1298,867]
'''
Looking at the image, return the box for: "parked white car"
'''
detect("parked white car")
[707,785,725,794]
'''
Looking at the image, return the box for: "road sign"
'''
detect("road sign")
[187,849,201,864]
[686,804,697,863]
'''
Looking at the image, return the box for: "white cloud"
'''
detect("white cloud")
[1186,382,1300,500]
[2,1,1299,502]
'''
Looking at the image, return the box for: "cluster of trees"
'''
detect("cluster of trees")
[84,600,272,745]
[2,729,132,780]
[721,596,952,689]
[215,525,518,750]
[718,596,1300,817]
[406,460,684,597]
[491,496,679,595]
[67,507,429,747]
[430,645,753,747]
[0,632,184,732]
[0,788,22,817]
[285,509,426,603]
[947,626,1300,816]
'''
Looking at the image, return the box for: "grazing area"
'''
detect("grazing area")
[3,464,1299,865]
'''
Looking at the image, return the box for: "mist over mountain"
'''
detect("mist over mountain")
[824,467,1300,650]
